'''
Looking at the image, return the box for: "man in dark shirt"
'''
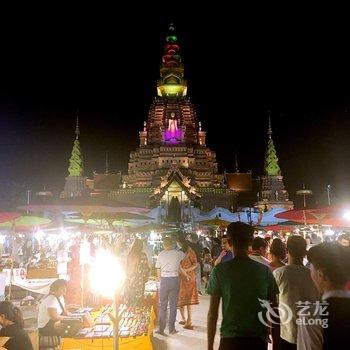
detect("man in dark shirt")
[207,222,279,350]
[214,235,233,266]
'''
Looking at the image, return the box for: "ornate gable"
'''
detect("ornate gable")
[151,163,200,201]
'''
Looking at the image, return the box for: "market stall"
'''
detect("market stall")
[61,305,156,350]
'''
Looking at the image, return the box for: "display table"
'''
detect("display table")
[61,306,155,350]
[27,267,58,279]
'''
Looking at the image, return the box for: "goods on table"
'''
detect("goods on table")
[75,304,152,339]
[20,295,36,306]
[118,305,151,337]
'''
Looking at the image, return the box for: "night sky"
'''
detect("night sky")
[1,7,350,209]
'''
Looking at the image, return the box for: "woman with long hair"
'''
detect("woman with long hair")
[38,279,69,350]
[176,235,199,329]
[0,301,33,350]
[124,238,150,306]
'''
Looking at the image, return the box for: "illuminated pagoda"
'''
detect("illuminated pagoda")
[256,113,293,211]
[110,24,236,220]
[60,116,90,199]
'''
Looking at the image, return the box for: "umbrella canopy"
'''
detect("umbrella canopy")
[64,218,137,227]
[18,204,149,215]
[198,217,231,227]
[0,216,52,231]
[127,222,171,234]
[264,224,297,232]
[275,206,350,227]
[0,212,21,224]
[89,212,152,221]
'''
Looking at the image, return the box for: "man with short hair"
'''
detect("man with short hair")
[273,235,319,350]
[207,222,279,350]
[155,237,186,335]
[250,237,271,266]
[337,233,350,247]
[298,242,350,350]
[214,235,233,266]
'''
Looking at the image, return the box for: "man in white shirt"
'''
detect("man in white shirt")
[155,237,186,335]
[273,235,319,350]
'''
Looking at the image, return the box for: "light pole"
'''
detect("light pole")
[89,249,125,350]
[26,189,31,214]
[326,185,331,206]
[113,290,121,350]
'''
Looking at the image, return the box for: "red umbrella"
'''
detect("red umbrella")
[264,224,297,232]
[275,206,350,227]
[0,212,21,224]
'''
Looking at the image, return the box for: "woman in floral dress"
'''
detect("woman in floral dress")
[124,239,150,306]
[176,236,199,329]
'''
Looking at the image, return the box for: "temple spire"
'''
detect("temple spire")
[68,115,84,177]
[267,110,273,139]
[157,23,187,97]
[75,109,80,140]
[264,112,281,176]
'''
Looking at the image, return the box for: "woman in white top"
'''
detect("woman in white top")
[38,279,69,350]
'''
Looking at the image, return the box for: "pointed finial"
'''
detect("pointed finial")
[75,109,80,140]
[267,110,272,139]
[105,151,109,174]
[234,152,239,173]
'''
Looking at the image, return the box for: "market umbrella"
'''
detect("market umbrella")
[64,218,138,228]
[0,212,21,224]
[89,212,152,221]
[18,204,150,215]
[275,206,350,227]
[0,216,52,231]
[127,222,170,234]
[198,217,231,227]
[264,224,297,232]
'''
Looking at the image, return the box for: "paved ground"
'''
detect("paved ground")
[152,293,273,350]
[152,293,221,350]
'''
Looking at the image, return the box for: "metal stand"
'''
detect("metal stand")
[113,290,120,350]
[8,222,16,300]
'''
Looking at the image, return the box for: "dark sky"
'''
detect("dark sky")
[1,7,350,208]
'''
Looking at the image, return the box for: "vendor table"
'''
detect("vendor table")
[61,306,155,350]
[27,267,58,279]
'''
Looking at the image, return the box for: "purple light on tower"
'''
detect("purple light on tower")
[164,129,183,144]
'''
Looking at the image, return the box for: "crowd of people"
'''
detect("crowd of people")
[206,223,350,350]
[0,226,348,350]
[151,226,350,350]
